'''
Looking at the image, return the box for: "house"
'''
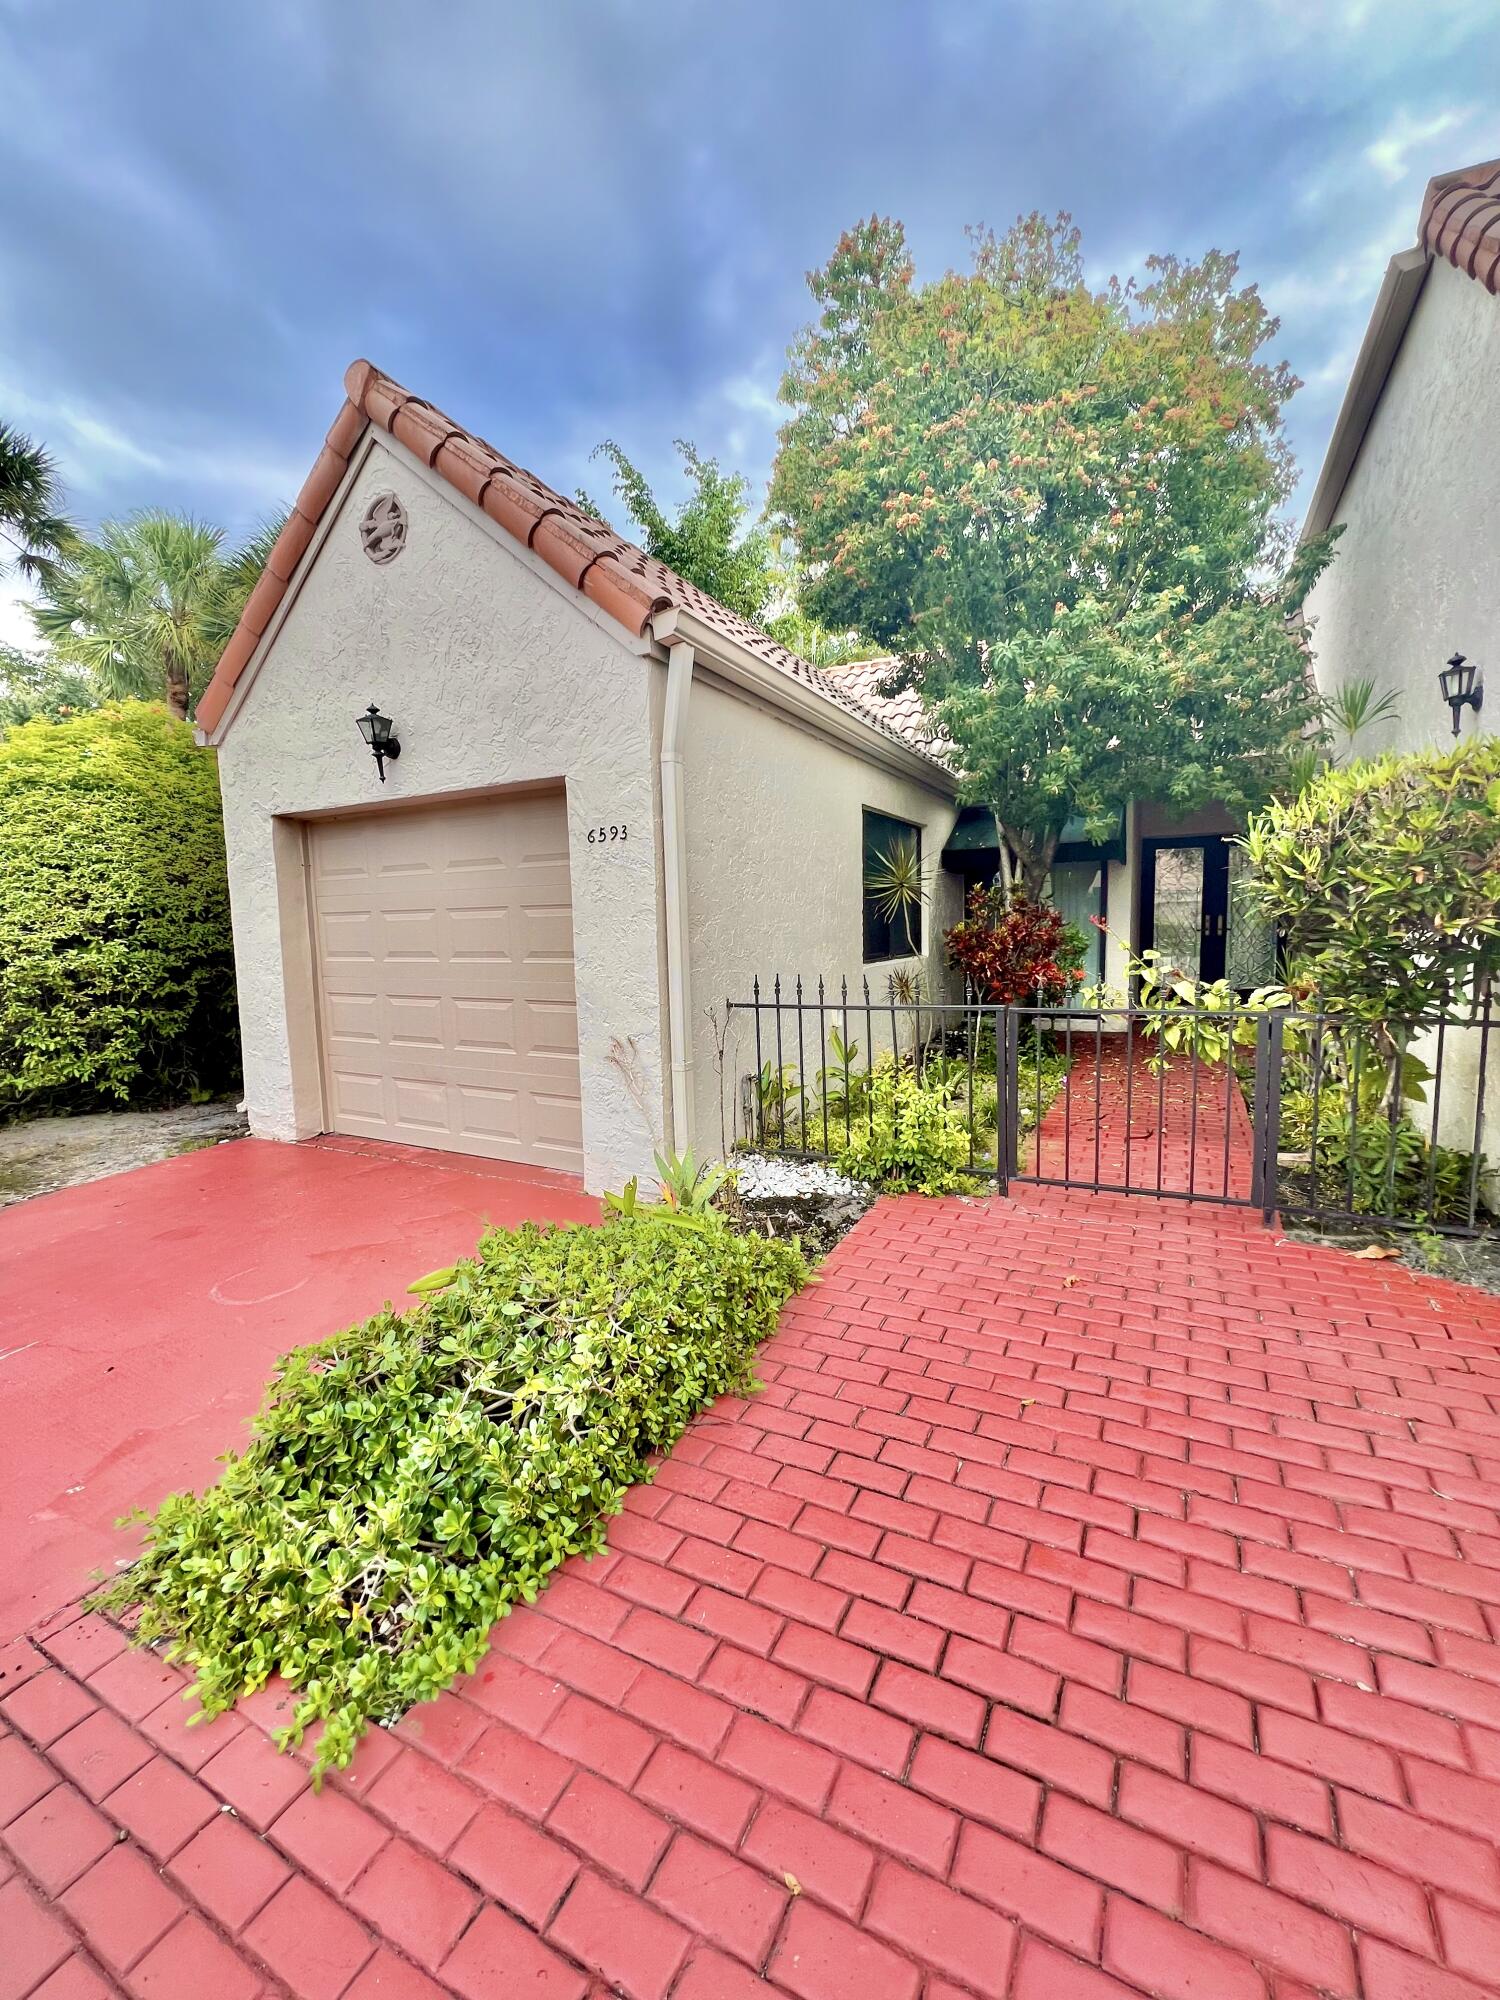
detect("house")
[1298,155,1498,1171]
[197,362,963,1194]
[1301,157,1499,751]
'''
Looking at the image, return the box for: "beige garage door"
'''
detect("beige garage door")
[309,791,583,1173]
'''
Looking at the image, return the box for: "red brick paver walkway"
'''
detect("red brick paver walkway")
[6,1188,1500,1999]
[1026,1034,1257,1201]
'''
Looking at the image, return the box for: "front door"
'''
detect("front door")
[1141,836,1276,990]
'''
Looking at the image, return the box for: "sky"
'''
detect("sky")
[2,0,1498,647]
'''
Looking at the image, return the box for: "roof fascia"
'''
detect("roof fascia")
[651,603,958,797]
[1299,246,1430,544]
[197,426,376,746]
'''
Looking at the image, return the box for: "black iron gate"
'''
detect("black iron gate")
[726,977,1494,1236]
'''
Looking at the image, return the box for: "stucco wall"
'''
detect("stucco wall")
[680,672,960,1158]
[215,433,667,1195]
[1303,259,1500,1190]
[1305,259,1499,757]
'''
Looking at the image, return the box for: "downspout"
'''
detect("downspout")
[660,640,696,1155]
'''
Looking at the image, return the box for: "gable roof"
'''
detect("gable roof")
[195,361,950,782]
[1301,158,1500,543]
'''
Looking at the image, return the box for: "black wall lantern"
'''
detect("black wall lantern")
[1439,653,1483,737]
[357,702,401,781]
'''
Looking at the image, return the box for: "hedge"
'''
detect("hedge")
[0,701,238,1112]
[99,1213,807,1773]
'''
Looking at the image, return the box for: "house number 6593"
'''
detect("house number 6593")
[587,824,627,844]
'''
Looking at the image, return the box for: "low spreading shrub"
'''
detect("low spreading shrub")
[0,701,238,1113]
[836,1059,984,1193]
[99,1213,806,1773]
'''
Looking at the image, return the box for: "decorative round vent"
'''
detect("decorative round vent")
[359,492,408,565]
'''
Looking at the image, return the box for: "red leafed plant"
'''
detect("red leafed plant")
[944,885,1087,1004]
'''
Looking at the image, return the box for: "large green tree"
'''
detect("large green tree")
[580,438,867,662]
[771,214,1330,895]
[33,509,283,722]
[0,421,74,591]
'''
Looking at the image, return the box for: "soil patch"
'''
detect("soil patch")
[0,1100,249,1207]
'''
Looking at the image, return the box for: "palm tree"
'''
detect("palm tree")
[0,421,74,591]
[33,509,285,722]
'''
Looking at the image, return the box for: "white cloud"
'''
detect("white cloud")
[0,376,301,514]
[1365,105,1475,184]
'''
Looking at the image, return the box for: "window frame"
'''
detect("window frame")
[862,807,924,964]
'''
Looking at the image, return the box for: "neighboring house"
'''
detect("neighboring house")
[1302,157,1499,752]
[197,362,961,1194]
[1299,156,1499,1173]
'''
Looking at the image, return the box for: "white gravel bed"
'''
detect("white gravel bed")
[731,1152,870,1200]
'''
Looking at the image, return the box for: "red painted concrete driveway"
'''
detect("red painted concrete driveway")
[0,1136,597,1642]
[6,1185,1500,1998]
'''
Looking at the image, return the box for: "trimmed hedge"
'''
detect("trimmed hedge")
[0,701,238,1113]
[100,1214,807,1773]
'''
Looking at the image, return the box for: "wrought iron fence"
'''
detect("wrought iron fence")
[725,976,1496,1235]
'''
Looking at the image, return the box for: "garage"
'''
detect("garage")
[308,789,584,1174]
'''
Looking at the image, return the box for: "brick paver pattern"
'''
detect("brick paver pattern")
[5,1183,1500,1998]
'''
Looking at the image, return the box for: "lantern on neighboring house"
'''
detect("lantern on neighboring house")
[1438,653,1483,736]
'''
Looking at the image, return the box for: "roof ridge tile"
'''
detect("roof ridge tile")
[196,360,951,775]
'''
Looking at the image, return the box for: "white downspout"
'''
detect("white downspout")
[661,640,696,1155]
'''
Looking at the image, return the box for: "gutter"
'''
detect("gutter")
[657,638,696,1156]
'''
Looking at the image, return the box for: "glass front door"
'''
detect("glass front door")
[1142,837,1277,991]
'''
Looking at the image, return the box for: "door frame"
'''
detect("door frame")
[1139,834,1231,985]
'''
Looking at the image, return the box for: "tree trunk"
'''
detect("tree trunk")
[992,811,1015,894]
[164,664,189,722]
[1008,826,1059,903]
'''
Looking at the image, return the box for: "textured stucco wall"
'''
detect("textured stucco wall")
[681,673,960,1158]
[1305,259,1499,757]
[216,434,666,1195]
[1303,259,1500,1185]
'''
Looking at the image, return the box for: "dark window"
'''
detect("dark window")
[862,809,923,962]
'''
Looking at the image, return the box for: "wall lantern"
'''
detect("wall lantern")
[356,703,401,781]
[1439,652,1483,736]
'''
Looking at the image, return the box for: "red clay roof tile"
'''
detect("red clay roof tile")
[196,361,952,773]
[1420,158,1500,296]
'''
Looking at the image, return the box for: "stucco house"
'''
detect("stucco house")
[1298,155,1498,1172]
[196,361,968,1195]
[1302,156,1498,751]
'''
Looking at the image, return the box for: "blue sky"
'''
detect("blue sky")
[2,0,1497,642]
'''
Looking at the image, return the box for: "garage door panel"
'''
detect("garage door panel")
[522,998,579,1058]
[310,792,583,1173]
[324,992,381,1042]
[385,994,446,1049]
[451,996,516,1055]
[447,905,512,963]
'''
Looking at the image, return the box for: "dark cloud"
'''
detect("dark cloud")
[1,0,1496,574]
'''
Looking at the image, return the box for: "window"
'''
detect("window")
[862,809,923,961]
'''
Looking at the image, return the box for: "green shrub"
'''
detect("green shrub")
[836,1059,985,1193]
[98,1214,806,1774]
[0,701,237,1112]
[1244,736,1500,1021]
[1279,1087,1477,1223]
